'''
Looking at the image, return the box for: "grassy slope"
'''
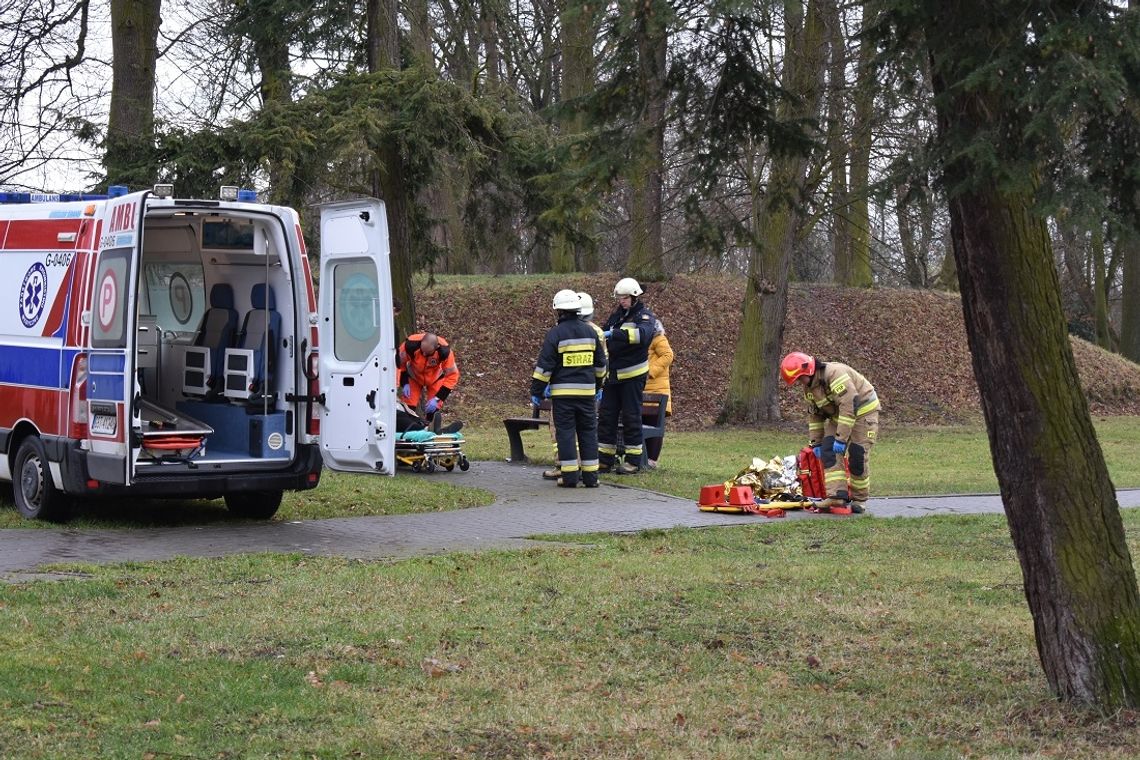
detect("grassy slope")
[415,275,1140,430]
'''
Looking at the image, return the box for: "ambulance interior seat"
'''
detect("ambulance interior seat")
[223,283,282,404]
[183,283,238,398]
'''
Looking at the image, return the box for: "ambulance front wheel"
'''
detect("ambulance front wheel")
[13,436,70,522]
[224,490,283,519]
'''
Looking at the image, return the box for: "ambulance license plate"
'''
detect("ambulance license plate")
[91,414,117,436]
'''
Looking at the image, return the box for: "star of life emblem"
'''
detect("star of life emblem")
[20,263,48,329]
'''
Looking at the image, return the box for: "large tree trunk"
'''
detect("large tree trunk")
[367,0,416,339]
[929,15,1140,706]
[551,0,601,273]
[824,0,851,275]
[105,0,161,189]
[836,7,875,287]
[1121,228,1140,362]
[719,0,826,424]
[625,0,667,281]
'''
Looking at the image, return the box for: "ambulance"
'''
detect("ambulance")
[0,185,397,520]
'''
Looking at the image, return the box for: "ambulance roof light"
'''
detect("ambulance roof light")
[219,186,238,201]
[237,189,258,202]
[108,185,129,198]
[153,183,174,198]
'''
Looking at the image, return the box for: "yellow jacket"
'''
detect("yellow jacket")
[645,332,674,414]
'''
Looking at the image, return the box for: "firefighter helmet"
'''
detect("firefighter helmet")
[780,352,816,385]
[552,289,582,311]
[576,292,594,317]
[613,277,643,297]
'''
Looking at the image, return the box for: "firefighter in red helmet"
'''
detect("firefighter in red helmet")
[780,352,880,514]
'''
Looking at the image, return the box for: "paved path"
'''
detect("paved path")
[3,461,1139,580]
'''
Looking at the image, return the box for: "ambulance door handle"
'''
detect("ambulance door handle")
[366,390,376,410]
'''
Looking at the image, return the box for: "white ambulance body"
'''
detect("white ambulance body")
[0,186,397,520]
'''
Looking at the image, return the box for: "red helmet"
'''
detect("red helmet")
[780,352,815,385]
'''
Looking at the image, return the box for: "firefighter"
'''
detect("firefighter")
[531,290,607,487]
[599,277,656,474]
[398,332,460,421]
[780,352,880,514]
[541,291,608,480]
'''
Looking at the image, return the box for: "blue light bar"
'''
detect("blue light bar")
[236,189,258,202]
[0,192,110,204]
[107,185,129,198]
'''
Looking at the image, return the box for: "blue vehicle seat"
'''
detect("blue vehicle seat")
[183,283,237,397]
[224,283,282,401]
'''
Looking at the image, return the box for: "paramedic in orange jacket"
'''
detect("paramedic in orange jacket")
[398,332,460,420]
[780,352,880,514]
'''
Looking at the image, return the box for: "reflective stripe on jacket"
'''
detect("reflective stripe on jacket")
[601,300,656,383]
[531,314,608,398]
[804,361,879,443]
[398,333,460,400]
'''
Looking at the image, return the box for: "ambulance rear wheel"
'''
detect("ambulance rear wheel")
[14,436,69,522]
[224,490,283,519]
[459,457,470,472]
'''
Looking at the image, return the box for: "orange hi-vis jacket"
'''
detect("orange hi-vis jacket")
[398,333,460,404]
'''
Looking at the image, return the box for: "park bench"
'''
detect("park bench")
[503,399,552,462]
[504,393,669,468]
[616,393,669,468]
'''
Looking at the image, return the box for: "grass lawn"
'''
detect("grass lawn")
[3,513,1140,758]
[462,415,1140,500]
[1,417,1139,527]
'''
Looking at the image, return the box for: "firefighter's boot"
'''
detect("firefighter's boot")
[542,468,561,480]
[820,497,853,515]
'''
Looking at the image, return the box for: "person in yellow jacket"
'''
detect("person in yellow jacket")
[643,318,674,469]
[780,352,880,514]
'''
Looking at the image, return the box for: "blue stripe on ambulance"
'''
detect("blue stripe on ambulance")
[88,353,126,400]
[0,346,83,389]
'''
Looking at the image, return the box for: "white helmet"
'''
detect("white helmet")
[613,277,643,298]
[552,288,582,311]
[576,292,594,317]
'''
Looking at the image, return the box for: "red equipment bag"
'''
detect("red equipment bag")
[797,446,826,498]
[797,445,850,499]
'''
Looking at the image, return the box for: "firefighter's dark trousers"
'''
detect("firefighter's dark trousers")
[553,396,599,486]
[598,375,646,467]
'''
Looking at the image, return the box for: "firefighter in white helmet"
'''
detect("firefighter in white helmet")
[598,277,656,474]
[530,289,607,487]
[541,291,608,480]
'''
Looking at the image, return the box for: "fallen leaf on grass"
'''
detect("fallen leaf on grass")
[304,671,324,688]
[421,657,463,677]
[673,713,686,728]
[806,655,822,669]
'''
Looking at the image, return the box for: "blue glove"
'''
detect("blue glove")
[543,386,552,398]
[401,383,411,399]
[812,445,822,459]
[531,395,542,407]
[603,329,613,339]
[425,397,440,414]
[595,389,603,402]
[833,439,847,455]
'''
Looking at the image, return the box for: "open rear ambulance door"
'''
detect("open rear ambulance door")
[316,199,396,474]
[86,190,149,485]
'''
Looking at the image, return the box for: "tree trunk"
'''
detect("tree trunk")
[719,0,826,424]
[824,0,851,276]
[625,0,667,281]
[1092,225,1111,350]
[367,0,416,339]
[929,18,1140,707]
[106,0,161,189]
[1121,228,1140,362]
[836,7,875,287]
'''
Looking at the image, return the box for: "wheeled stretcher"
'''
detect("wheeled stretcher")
[395,430,470,473]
